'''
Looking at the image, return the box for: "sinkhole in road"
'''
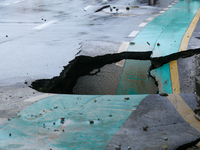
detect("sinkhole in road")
[31,48,200,95]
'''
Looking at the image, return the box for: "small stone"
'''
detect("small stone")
[157,43,160,46]
[63,130,65,132]
[9,133,11,136]
[143,126,148,131]
[54,106,58,109]
[128,146,131,150]
[94,99,97,103]
[130,42,135,45]
[89,120,94,124]
[115,146,121,150]
[6,35,8,37]
[159,93,168,96]
[109,115,112,117]
[126,7,130,11]
[124,97,129,100]
[53,122,55,125]
[8,118,11,121]
[164,137,168,140]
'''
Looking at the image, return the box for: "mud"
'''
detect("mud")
[31,48,200,94]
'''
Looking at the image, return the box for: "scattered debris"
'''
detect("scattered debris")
[94,5,110,13]
[60,118,65,124]
[126,7,130,11]
[8,118,11,121]
[54,130,59,132]
[147,42,150,45]
[159,93,168,96]
[130,42,135,45]
[115,145,121,150]
[109,115,112,117]
[124,97,129,100]
[6,35,8,37]
[54,106,58,109]
[128,146,131,150]
[157,43,160,46]
[143,126,148,131]
[164,137,168,141]
[89,120,94,124]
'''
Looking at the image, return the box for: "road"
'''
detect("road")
[0,0,173,94]
[1,0,200,149]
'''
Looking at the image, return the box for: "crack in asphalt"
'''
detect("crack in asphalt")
[31,48,200,94]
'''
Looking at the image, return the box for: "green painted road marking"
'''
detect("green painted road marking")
[151,63,173,94]
[0,94,147,149]
[118,0,200,94]
[117,60,157,95]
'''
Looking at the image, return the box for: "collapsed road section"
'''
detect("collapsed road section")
[31,48,200,94]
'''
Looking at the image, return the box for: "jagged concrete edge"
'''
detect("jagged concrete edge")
[30,48,200,94]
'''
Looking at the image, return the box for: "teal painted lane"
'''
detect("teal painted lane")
[117,60,157,95]
[0,94,147,149]
[128,0,200,56]
[150,63,173,94]
[119,0,200,94]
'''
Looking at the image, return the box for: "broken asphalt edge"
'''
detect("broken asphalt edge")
[31,48,200,94]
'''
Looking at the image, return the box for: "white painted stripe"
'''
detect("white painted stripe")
[83,5,92,11]
[163,8,169,11]
[3,3,10,6]
[159,11,165,13]
[147,17,154,21]
[128,31,139,37]
[24,94,57,102]
[139,22,148,27]
[172,3,176,4]
[116,42,129,67]
[154,14,160,17]
[168,5,173,7]
[14,1,21,3]
[33,20,58,30]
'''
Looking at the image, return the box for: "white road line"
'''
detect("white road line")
[83,5,92,11]
[3,3,10,6]
[168,5,173,7]
[172,3,176,4]
[146,17,154,21]
[14,1,21,3]
[163,8,169,11]
[128,31,139,37]
[24,94,57,102]
[154,14,160,17]
[116,42,129,67]
[33,20,58,30]
[159,11,165,13]
[139,22,148,27]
